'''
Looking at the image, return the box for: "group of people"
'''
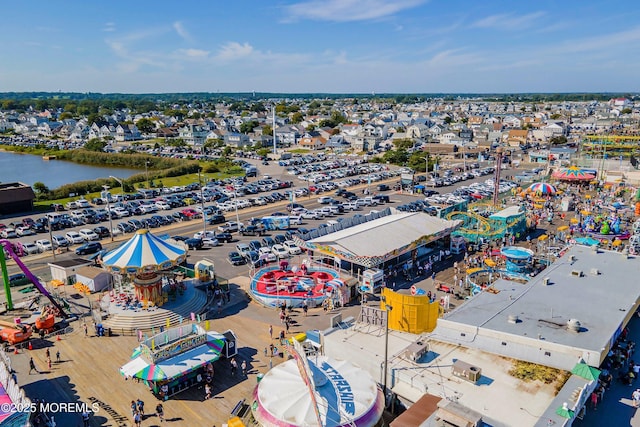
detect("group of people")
[130,398,164,425]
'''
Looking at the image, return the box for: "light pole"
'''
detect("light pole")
[364,155,371,195]
[382,296,393,396]
[145,160,150,189]
[48,216,56,259]
[103,185,114,242]
[198,169,207,236]
[109,176,124,199]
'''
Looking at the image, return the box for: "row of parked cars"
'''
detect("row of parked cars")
[427,166,496,187]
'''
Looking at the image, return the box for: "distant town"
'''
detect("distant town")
[0,94,638,163]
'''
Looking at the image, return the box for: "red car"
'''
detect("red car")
[181,208,201,219]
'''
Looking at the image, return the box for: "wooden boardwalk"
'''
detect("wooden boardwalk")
[14,303,300,426]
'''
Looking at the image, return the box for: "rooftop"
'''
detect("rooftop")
[307,212,460,258]
[434,245,640,369]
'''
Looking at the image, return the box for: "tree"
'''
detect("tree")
[262,124,273,137]
[136,118,156,134]
[84,138,107,152]
[33,181,49,194]
[240,120,258,134]
[59,112,73,120]
[87,113,102,125]
[550,135,567,145]
[392,138,414,150]
[443,116,453,124]
[291,112,303,124]
[621,108,633,115]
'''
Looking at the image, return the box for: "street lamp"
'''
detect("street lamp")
[109,176,124,199]
[198,169,207,236]
[145,160,151,189]
[103,185,114,242]
[381,296,393,396]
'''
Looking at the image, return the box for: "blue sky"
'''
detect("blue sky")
[1,1,639,94]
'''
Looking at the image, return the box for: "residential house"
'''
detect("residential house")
[224,132,250,148]
[503,116,523,128]
[115,124,141,142]
[506,129,529,147]
[178,124,208,147]
[406,123,430,139]
[274,125,300,147]
[298,135,327,150]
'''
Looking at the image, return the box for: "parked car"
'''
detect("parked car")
[185,238,204,250]
[36,239,52,252]
[248,240,262,252]
[18,242,40,255]
[51,235,70,248]
[15,226,35,237]
[8,273,33,287]
[202,237,220,248]
[93,226,111,238]
[274,234,287,245]
[240,225,265,236]
[261,237,276,248]
[215,232,233,243]
[75,242,103,255]
[228,251,245,266]
[245,250,262,267]
[283,240,302,255]
[271,244,289,258]
[235,243,251,257]
[218,221,243,233]
[194,231,217,240]
[78,228,100,241]
[65,231,85,245]
[208,214,226,225]
[258,246,277,262]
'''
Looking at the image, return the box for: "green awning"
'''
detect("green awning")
[571,362,601,381]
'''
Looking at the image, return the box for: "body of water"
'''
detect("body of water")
[0,151,142,189]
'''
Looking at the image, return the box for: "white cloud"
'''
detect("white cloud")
[177,48,210,59]
[103,22,116,32]
[283,0,426,23]
[215,42,254,61]
[173,21,191,41]
[472,11,545,30]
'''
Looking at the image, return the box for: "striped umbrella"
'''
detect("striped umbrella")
[102,230,187,274]
[528,182,556,195]
[552,167,595,181]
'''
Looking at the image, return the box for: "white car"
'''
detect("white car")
[20,242,41,255]
[283,240,302,255]
[271,244,289,259]
[65,231,85,245]
[52,235,70,248]
[110,207,130,218]
[1,228,17,239]
[194,231,217,240]
[258,247,277,262]
[36,239,52,252]
[140,204,158,214]
[155,201,171,210]
[218,221,243,233]
[78,228,99,241]
[15,226,35,237]
[202,237,220,248]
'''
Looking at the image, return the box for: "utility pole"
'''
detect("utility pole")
[103,185,114,242]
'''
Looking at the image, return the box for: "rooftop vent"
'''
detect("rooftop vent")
[570,255,576,263]
[567,319,582,333]
[507,314,519,324]
[543,277,551,286]
[590,268,600,276]
[571,270,583,278]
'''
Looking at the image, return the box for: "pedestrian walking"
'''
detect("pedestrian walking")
[136,398,145,415]
[28,358,38,374]
[303,301,308,317]
[633,389,640,407]
[241,360,247,377]
[285,319,290,334]
[156,403,164,422]
[83,323,88,337]
[217,299,222,316]
[47,357,51,370]
[133,411,142,427]
[45,349,50,359]
[81,410,90,427]
[269,325,273,339]
[56,350,60,363]
[130,401,137,417]
[230,358,237,376]
[204,383,211,400]
[590,391,598,410]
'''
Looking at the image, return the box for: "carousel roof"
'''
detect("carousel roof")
[101,230,187,273]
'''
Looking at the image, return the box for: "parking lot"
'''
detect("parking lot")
[0,155,531,286]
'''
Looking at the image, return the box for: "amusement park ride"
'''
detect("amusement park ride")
[0,240,70,345]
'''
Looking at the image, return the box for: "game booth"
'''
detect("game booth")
[119,324,237,399]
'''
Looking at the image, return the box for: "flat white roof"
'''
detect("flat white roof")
[308,212,460,258]
[435,245,640,369]
[322,325,564,427]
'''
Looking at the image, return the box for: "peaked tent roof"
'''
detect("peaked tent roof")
[571,362,601,381]
[101,230,187,273]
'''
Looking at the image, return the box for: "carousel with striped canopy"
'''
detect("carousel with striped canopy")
[101,230,187,306]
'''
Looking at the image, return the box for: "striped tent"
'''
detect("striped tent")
[101,229,187,274]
